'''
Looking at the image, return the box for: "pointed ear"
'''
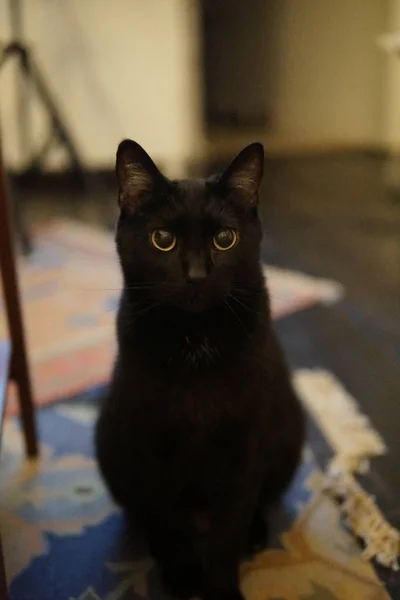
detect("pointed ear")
[116,139,165,212]
[219,143,264,204]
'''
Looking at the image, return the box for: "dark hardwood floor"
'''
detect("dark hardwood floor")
[260,153,400,363]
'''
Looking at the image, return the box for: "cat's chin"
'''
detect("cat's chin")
[180,298,210,314]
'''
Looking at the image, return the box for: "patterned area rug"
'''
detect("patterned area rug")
[0,375,389,600]
[0,220,343,412]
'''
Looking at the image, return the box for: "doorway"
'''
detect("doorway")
[200,0,270,131]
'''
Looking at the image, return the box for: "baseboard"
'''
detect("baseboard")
[9,143,388,193]
[202,131,388,161]
[9,169,117,195]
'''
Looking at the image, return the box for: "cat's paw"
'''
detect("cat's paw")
[246,509,268,555]
[161,562,202,599]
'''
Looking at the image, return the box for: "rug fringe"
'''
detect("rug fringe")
[293,369,386,459]
[293,369,400,570]
[324,459,400,570]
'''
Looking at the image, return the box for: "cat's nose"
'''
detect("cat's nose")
[187,260,208,283]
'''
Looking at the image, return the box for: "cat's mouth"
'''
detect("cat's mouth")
[183,288,208,313]
[171,282,222,314]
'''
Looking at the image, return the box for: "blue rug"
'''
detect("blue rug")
[0,386,388,600]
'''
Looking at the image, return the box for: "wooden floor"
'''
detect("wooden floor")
[260,153,400,364]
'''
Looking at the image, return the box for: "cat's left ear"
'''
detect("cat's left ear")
[116,139,166,213]
[219,143,264,204]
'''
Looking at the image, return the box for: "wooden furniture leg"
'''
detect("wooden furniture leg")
[0,529,8,600]
[0,340,10,600]
[0,138,38,457]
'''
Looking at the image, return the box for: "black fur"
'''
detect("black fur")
[95,140,305,600]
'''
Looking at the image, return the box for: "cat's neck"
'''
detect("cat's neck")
[117,289,269,370]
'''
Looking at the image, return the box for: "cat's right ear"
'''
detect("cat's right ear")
[116,140,165,213]
[219,143,264,205]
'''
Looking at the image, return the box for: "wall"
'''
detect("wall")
[383,0,400,150]
[1,0,392,171]
[0,0,204,175]
[265,0,388,145]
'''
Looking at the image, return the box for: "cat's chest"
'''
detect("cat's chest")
[152,376,238,429]
[116,339,255,433]
[152,394,246,471]
[121,364,245,437]
[111,355,257,478]
[180,335,221,368]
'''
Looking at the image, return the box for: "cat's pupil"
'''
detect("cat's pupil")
[215,229,234,248]
[154,229,173,249]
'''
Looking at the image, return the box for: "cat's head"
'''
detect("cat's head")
[115,140,264,313]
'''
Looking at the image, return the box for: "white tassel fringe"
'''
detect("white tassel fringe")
[293,369,400,570]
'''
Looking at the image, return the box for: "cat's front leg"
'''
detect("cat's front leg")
[202,466,262,600]
[146,514,202,600]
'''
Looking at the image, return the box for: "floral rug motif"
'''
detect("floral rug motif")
[0,220,343,412]
[0,381,389,600]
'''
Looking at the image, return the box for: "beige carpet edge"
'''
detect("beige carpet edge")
[293,368,400,570]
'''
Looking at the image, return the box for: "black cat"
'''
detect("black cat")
[95,140,305,600]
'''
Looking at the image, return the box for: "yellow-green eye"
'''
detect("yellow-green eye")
[213,229,237,251]
[151,229,176,252]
